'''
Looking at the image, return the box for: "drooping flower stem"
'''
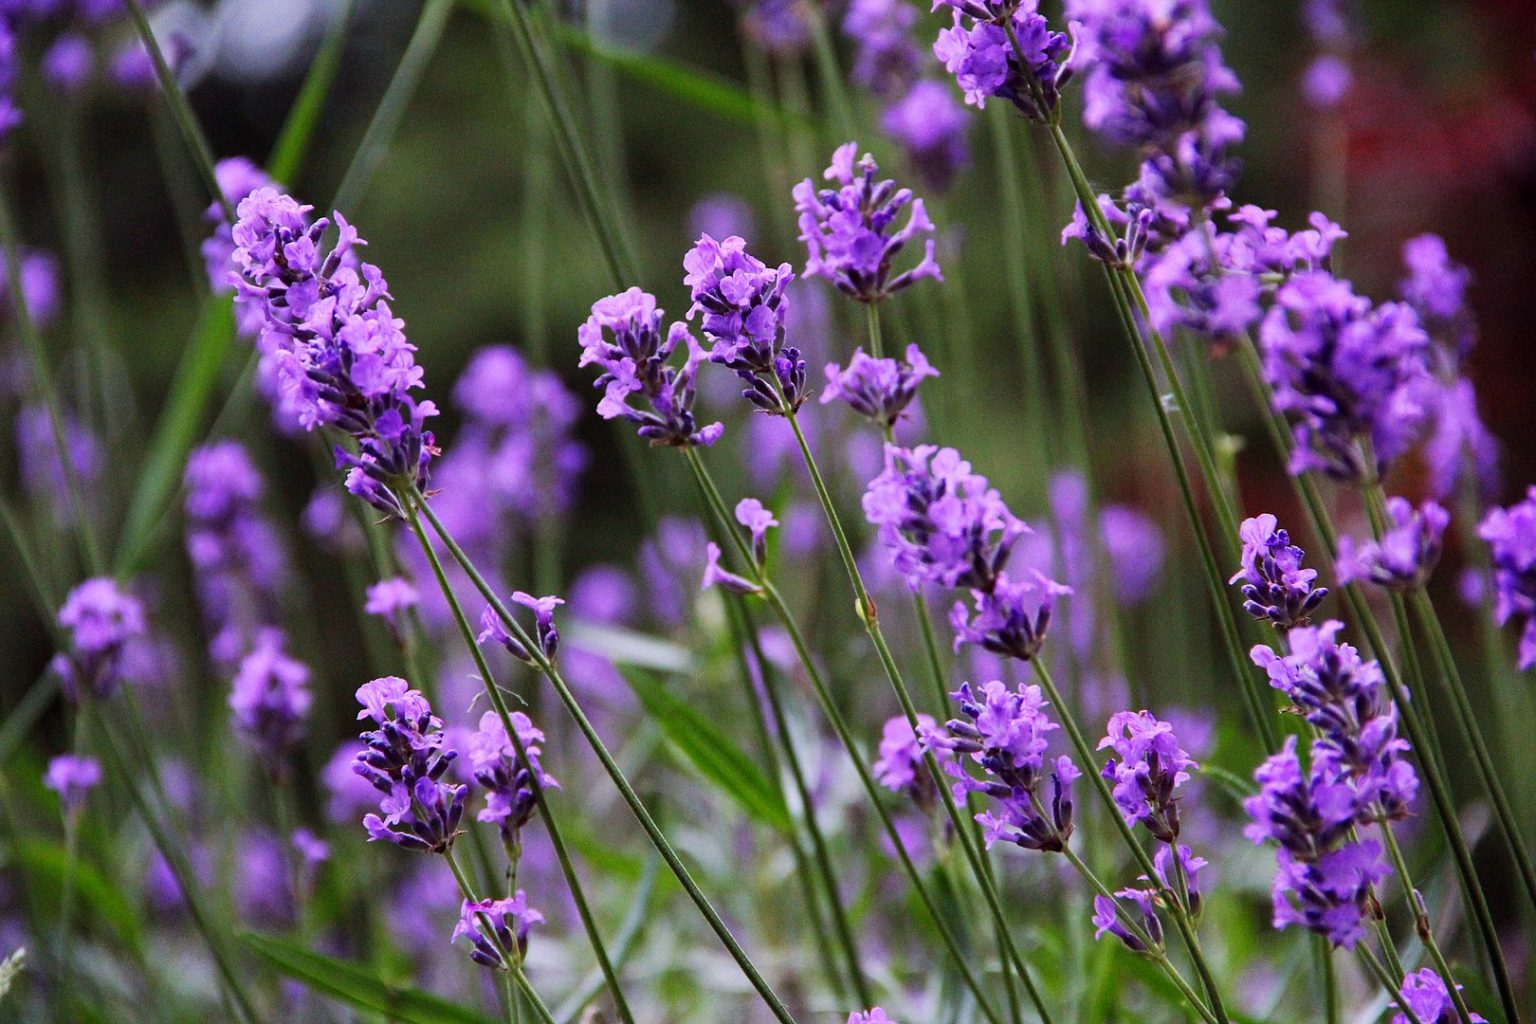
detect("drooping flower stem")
[1029,660,1232,1024]
[680,447,1016,1024]
[86,702,260,1024]
[0,192,103,574]
[721,595,859,1003]
[764,408,1062,1023]
[398,494,638,1024]
[1375,820,1477,1024]
[408,485,803,1024]
[443,850,557,1024]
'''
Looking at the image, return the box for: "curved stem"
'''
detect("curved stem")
[410,486,802,1024]
[400,496,637,1024]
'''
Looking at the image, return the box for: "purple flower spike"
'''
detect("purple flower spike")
[950,569,1070,662]
[452,892,544,971]
[847,1010,897,1024]
[1337,498,1449,592]
[821,344,939,428]
[880,81,972,193]
[578,287,723,447]
[933,681,1078,852]
[1392,969,1486,1024]
[229,629,313,768]
[1399,234,1474,358]
[735,498,779,565]
[353,677,466,855]
[794,143,942,302]
[845,0,921,100]
[477,594,563,663]
[1098,711,1197,842]
[701,542,762,596]
[1478,487,1536,671]
[872,713,948,812]
[1092,893,1156,953]
[468,710,558,845]
[45,754,101,813]
[1230,514,1328,629]
[365,577,420,634]
[1259,271,1433,481]
[51,578,147,702]
[932,6,1074,123]
[230,189,437,517]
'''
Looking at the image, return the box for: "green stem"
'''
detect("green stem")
[411,486,802,1024]
[1359,944,1421,1024]
[0,191,103,574]
[681,448,1010,1024]
[400,496,636,1024]
[266,0,356,184]
[1377,820,1476,1024]
[123,0,233,221]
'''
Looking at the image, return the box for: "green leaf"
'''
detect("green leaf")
[265,0,354,184]
[114,296,236,578]
[618,668,791,834]
[9,838,143,953]
[241,933,496,1024]
[460,0,805,130]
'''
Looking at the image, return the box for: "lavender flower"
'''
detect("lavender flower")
[467,710,558,845]
[701,542,761,596]
[1392,969,1486,1024]
[477,592,563,664]
[229,629,312,767]
[1478,487,1536,670]
[733,0,810,55]
[1092,891,1160,952]
[202,157,273,297]
[844,0,921,99]
[453,892,544,971]
[862,444,1028,592]
[42,33,93,92]
[1399,234,1474,358]
[44,754,101,813]
[872,713,946,811]
[229,188,437,518]
[793,144,941,303]
[847,1011,897,1024]
[577,287,722,447]
[735,497,778,565]
[1336,498,1449,591]
[1230,514,1327,629]
[365,576,420,635]
[352,677,467,854]
[949,569,1070,662]
[1093,844,1207,950]
[0,246,60,327]
[184,440,287,664]
[1098,711,1196,842]
[820,344,938,428]
[932,5,1073,123]
[683,234,805,413]
[932,681,1078,852]
[880,81,972,192]
[16,404,101,527]
[50,577,147,702]
[1259,271,1432,481]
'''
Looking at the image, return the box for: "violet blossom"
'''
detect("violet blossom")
[932,3,1074,123]
[478,592,563,664]
[1478,487,1536,670]
[1336,498,1449,592]
[820,344,938,429]
[229,628,312,768]
[467,710,558,846]
[453,892,543,971]
[1230,514,1328,629]
[352,677,467,854]
[50,577,147,702]
[1392,969,1486,1024]
[44,754,101,813]
[1098,711,1197,843]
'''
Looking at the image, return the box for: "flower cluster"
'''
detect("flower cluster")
[879,81,972,193]
[229,628,312,769]
[1392,969,1486,1024]
[932,2,1074,123]
[683,233,804,413]
[1093,844,1207,952]
[183,441,288,665]
[478,592,562,665]
[1478,487,1536,670]
[847,1011,897,1024]
[793,144,941,303]
[1098,711,1196,843]
[872,713,946,812]
[577,287,722,447]
[930,681,1079,852]
[1230,514,1328,629]
[352,677,467,854]
[365,576,419,637]
[820,344,937,429]
[844,0,920,99]
[1068,0,1244,208]
[44,754,101,814]
[452,892,544,972]
[228,188,437,517]
[50,577,147,702]
[1259,271,1432,481]
[467,710,558,846]
[1336,497,1449,592]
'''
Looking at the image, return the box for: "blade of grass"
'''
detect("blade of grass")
[266,0,356,185]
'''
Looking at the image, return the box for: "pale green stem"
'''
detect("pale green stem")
[1359,944,1421,1024]
[410,485,802,1024]
[400,495,637,1024]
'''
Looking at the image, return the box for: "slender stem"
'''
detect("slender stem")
[0,191,103,574]
[1405,587,1536,910]
[1359,944,1421,1024]
[773,408,1058,1024]
[400,496,637,1024]
[1315,937,1339,1024]
[864,301,884,359]
[681,448,1011,1024]
[804,2,858,141]
[123,0,233,221]
[1377,820,1476,1024]
[411,486,802,1024]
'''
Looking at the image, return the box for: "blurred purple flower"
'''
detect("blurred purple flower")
[1336,497,1448,591]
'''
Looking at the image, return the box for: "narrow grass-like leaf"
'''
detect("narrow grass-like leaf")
[113,296,234,578]
[10,838,144,953]
[1199,763,1259,805]
[565,621,694,674]
[241,933,496,1024]
[618,668,791,834]
[266,0,355,184]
